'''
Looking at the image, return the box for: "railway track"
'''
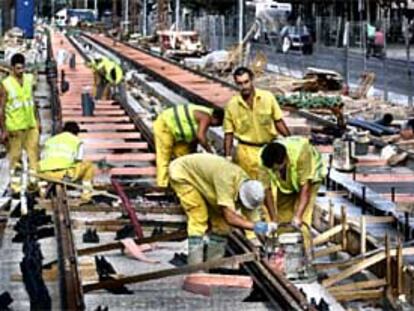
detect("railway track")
[44,31,319,310]
[1,29,413,310]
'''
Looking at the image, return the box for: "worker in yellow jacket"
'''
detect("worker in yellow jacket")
[259,136,326,250]
[154,104,224,188]
[87,54,103,98]
[0,53,40,194]
[169,153,277,264]
[38,122,95,203]
[224,66,290,221]
[93,56,113,100]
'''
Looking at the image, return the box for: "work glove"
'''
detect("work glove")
[254,221,278,236]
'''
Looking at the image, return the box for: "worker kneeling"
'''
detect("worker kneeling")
[38,122,95,203]
[154,104,224,188]
[169,153,277,265]
[260,137,326,251]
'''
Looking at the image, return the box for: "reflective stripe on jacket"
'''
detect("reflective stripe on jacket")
[162,104,212,143]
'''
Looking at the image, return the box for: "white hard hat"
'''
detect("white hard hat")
[239,180,265,210]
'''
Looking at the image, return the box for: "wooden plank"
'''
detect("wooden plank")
[322,252,386,287]
[60,105,120,110]
[352,216,395,224]
[83,253,257,293]
[79,132,141,139]
[332,289,383,302]
[80,123,135,131]
[84,142,148,150]
[62,110,126,116]
[313,224,347,246]
[314,244,343,259]
[62,116,130,123]
[97,167,156,176]
[85,153,155,162]
[328,278,387,293]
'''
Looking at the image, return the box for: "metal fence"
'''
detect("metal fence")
[192,14,414,107]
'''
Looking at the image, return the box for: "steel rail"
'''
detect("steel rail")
[52,185,85,310]
[67,33,316,309]
[81,33,235,109]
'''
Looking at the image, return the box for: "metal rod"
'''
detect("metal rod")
[391,187,395,202]
[362,186,366,215]
[405,212,410,242]
[143,0,147,36]
[175,0,180,30]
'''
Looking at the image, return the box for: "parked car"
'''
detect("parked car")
[280,25,313,54]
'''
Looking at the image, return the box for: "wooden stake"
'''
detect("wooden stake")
[360,216,366,255]
[385,234,392,296]
[341,205,347,251]
[328,200,335,230]
[397,239,404,296]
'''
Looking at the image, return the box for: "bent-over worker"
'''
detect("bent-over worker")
[38,122,95,203]
[0,53,40,194]
[154,104,224,188]
[260,136,326,249]
[169,153,277,265]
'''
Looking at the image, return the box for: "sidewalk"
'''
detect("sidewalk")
[349,44,412,61]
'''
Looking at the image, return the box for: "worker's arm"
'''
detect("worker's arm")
[292,181,312,227]
[194,111,213,153]
[274,119,290,137]
[222,206,254,231]
[0,86,7,142]
[224,133,234,158]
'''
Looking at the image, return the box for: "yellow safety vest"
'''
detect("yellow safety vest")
[105,62,123,85]
[261,136,325,194]
[39,132,81,172]
[2,74,37,132]
[162,104,213,143]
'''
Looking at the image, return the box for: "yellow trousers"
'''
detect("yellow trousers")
[235,143,262,179]
[38,161,95,183]
[276,183,321,250]
[153,116,193,188]
[8,127,39,171]
[170,180,232,237]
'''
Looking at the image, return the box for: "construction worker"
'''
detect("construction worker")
[87,54,103,97]
[259,136,326,249]
[102,61,123,100]
[169,153,277,264]
[224,66,290,220]
[154,104,224,188]
[94,55,112,99]
[38,122,95,203]
[0,53,40,194]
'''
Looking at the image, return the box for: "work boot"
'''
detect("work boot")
[28,170,38,192]
[187,236,204,265]
[206,234,227,261]
[80,181,93,204]
[10,169,21,196]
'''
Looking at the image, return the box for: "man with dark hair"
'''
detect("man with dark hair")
[0,53,40,194]
[224,66,290,220]
[260,137,326,247]
[154,104,224,188]
[38,122,95,203]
